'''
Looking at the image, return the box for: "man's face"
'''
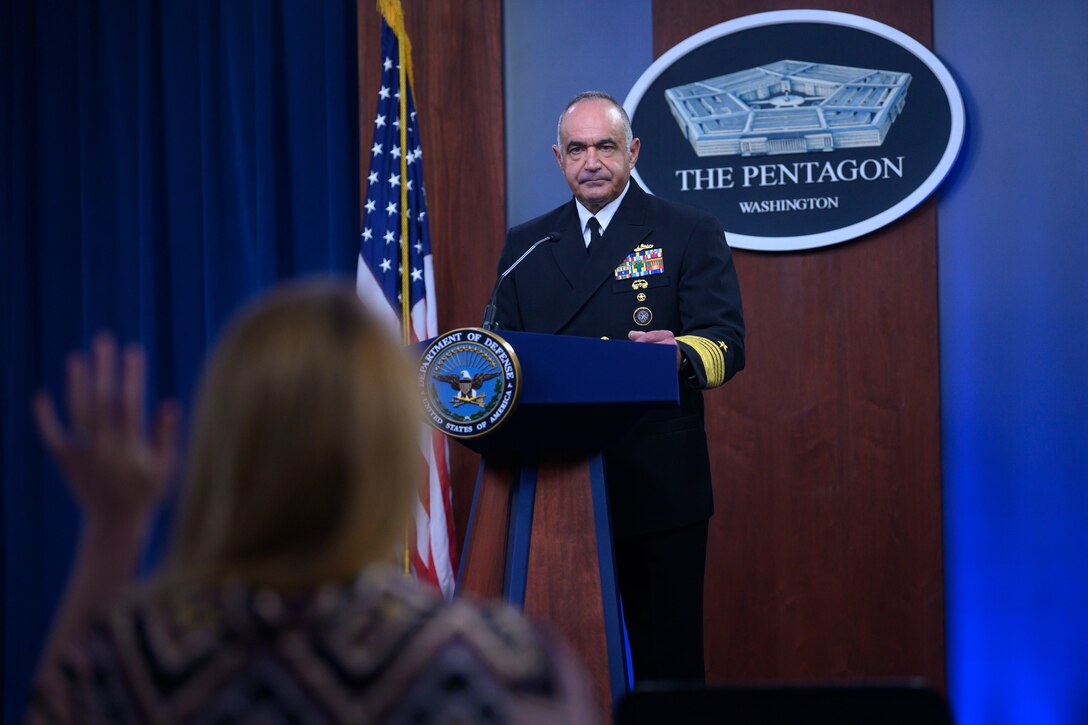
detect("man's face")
[553,99,640,214]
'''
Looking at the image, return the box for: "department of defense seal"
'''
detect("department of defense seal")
[418,328,521,439]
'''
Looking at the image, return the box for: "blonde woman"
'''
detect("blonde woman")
[29,280,593,724]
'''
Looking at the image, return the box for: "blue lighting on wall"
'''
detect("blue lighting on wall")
[935,2,1088,722]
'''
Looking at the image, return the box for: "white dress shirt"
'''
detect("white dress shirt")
[575,181,631,247]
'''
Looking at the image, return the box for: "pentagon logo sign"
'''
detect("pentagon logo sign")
[419,328,521,439]
[665,60,911,158]
[624,10,965,252]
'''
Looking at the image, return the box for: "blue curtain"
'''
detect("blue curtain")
[1,0,360,715]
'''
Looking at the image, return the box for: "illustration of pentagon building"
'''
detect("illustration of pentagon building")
[664,60,911,157]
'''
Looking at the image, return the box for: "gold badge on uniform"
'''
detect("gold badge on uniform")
[631,279,648,290]
[633,307,653,326]
[636,292,647,302]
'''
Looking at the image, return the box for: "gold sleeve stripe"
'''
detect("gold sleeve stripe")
[676,335,727,388]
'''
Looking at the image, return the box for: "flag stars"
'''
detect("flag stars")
[393,118,400,130]
[378,85,390,99]
[388,173,400,188]
[414,242,423,253]
[406,179,414,191]
[384,230,396,244]
[383,56,393,71]
[386,201,398,215]
[411,267,422,282]
[392,145,401,160]
[380,258,392,272]
[371,142,383,156]
[362,227,373,241]
[367,171,378,185]
[364,199,376,213]
[417,210,426,222]
[374,114,386,128]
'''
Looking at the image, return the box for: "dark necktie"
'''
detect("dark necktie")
[588,217,602,255]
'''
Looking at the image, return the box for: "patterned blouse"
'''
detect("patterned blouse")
[29,567,594,724]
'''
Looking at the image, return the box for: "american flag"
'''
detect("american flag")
[357,4,457,598]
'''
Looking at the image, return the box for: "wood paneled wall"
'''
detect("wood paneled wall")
[653,0,945,687]
[359,0,945,690]
[357,0,501,546]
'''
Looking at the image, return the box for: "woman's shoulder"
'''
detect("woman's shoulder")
[331,567,569,696]
[340,568,595,722]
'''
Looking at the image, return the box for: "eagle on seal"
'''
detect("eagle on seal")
[435,369,499,404]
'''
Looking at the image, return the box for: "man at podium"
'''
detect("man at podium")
[492,91,745,683]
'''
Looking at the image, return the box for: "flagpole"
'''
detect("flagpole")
[397,45,410,343]
[398,32,412,576]
[379,0,415,575]
[378,0,413,343]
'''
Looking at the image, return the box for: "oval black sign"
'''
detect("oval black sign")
[624,10,965,251]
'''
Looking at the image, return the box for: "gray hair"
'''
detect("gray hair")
[555,91,634,151]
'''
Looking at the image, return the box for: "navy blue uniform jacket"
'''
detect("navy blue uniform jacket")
[494,182,745,537]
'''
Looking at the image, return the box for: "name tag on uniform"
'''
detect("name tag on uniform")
[614,248,664,280]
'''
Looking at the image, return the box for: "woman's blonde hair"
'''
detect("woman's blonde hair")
[163,280,420,588]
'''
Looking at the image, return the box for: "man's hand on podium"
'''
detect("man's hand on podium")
[628,329,681,369]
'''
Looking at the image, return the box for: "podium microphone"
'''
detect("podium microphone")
[481,231,560,330]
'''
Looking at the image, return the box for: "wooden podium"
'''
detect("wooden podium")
[447,331,679,718]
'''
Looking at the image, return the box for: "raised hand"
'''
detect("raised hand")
[33,333,181,528]
[29,334,181,696]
